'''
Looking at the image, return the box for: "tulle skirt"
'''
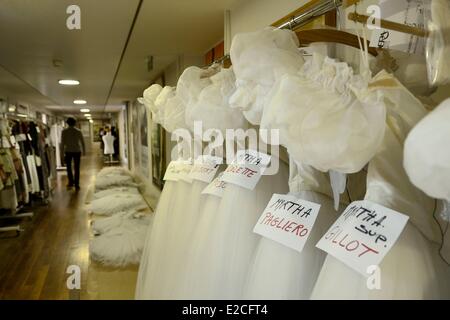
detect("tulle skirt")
[243,191,340,299]
[310,222,450,299]
[176,193,224,299]
[160,180,208,299]
[197,162,289,299]
[136,179,205,299]
[135,180,177,299]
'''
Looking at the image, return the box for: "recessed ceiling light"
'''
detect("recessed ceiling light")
[84,114,91,117]
[80,108,90,113]
[89,119,93,123]
[58,79,79,86]
[74,99,87,104]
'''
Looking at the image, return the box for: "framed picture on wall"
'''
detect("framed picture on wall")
[132,100,141,171]
[138,100,149,178]
[150,73,166,190]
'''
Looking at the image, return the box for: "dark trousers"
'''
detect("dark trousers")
[65,152,81,187]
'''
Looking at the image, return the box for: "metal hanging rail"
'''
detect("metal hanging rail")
[277,0,343,30]
[207,0,347,67]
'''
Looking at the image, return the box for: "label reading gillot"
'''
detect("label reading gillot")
[316,200,409,276]
[253,194,321,253]
[221,150,271,190]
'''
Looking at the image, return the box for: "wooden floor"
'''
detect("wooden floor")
[0,143,104,299]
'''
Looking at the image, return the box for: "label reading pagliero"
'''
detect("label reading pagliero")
[221,150,271,190]
[253,194,321,253]
[316,200,409,276]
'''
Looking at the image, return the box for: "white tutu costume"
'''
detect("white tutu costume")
[89,193,148,216]
[90,213,153,268]
[176,173,229,299]
[197,160,289,300]
[311,71,450,299]
[92,186,140,200]
[243,160,342,300]
[136,65,236,299]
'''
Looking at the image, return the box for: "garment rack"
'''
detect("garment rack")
[0,113,34,236]
[206,0,367,66]
[207,0,429,67]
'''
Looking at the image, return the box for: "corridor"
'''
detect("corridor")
[0,143,104,299]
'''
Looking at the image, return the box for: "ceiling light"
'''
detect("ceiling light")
[58,79,79,86]
[17,114,28,118]
[80,108,90,113]
[89,119,93,123]
[84,114,91,117]
[74,99,87,104]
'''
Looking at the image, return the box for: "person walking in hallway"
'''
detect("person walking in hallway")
[61,117,85,191]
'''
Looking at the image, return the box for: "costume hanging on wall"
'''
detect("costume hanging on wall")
[311,71,450,299]
[243,160,340,299]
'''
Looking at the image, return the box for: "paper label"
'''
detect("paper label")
[316,200,409,276]
[17,134,26,142]
[189,156,222,183]
[369,0,429,55]
[36,127,41,133]
[201,174,228,198]
[10,136,16,146]
[221,150,271,190]
[27,134,32,141]
[177,162,193,183]
[253,194,321,253]
[163,161,182,182]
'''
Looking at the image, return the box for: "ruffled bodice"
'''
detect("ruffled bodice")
[186,68,248,133]
[404,98,450,202]
[229,27,304,125]
[142,84,163,122]
[176,66,211,108]
[261,53,386,174]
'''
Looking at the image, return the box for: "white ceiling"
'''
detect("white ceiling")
[0,0,240,119]
[109,0,239,106]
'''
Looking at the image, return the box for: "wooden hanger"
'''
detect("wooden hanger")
[348,12,428,37]
[296,28,379,56]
